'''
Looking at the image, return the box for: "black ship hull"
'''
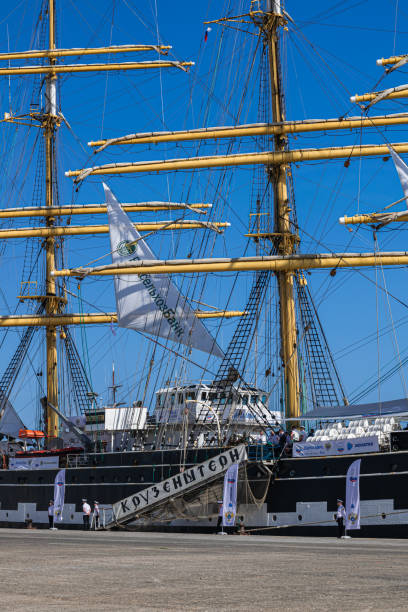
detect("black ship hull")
[1,436,408,537]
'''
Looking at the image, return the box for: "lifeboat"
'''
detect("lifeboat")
[18,429,45,439]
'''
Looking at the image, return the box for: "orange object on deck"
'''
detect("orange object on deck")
[18,429,45,439]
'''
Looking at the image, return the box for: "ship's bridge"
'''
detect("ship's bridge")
[153,382,281,426]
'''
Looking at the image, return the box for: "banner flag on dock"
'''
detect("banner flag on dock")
[104,183,224,358]
[222,462,239,527]
[388,146,408,207]
[345,459,361,531]
[53,468,66,522]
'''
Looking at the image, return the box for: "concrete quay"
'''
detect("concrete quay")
[0,528,407,611]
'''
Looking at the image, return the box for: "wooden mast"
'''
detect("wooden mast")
[44,0,59,443]
[265,1,299,421]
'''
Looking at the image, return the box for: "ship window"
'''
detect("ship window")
[209,392,217,401]
[170,394,175,406]
[261,395,267,403]
[298,514,302,521]
[201,392,207,401]
[157,394,162,406]
[186,392,196,400]
[243,395,248,405]
[178,393,184,404]
[220,393,226,405]
[227,396,233,404]
[250,395,258,404]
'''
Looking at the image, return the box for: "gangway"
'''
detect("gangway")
[105,445,247,529]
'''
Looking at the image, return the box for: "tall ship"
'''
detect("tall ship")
[1,0,408,536]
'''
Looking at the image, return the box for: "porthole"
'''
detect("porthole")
[140,476,144,482]
[391,464,398,472]
[272,515,277,521]
[298,514,302,521]
[127,475,132,482]
[382,513,387,519]
[26,513,29,518]
[256,471,262,478]
[289,470,296,478]
[70,514,74,520]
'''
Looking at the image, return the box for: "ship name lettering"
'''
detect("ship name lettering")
[172,475,183,489]
[229,448,240,463]
[120,500,130,513]
[183,469,196,485]
[219,455,228,468]
[208,460,216,472]
[163,481,170,493]
[152,486,160,498]
[132,495,140,509]
[139,491,149,504]
[196,465,205,478]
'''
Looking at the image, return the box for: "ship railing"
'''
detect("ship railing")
[247,442,278,462]
[90,505,114,530]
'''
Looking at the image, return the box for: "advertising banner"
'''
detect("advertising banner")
[345,459,361,530]
[53,468,66,523]
[222,462,239,527]
[9,456,59,470]
[292,436,379,458]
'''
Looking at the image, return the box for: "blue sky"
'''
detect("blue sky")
[1,0,408,426]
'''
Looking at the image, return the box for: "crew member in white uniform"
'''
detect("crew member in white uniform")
[82,498,91,530]
[336,498,346,538]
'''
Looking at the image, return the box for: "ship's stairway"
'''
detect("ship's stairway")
[105,445,248,529]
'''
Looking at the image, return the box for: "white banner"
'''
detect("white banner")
[222,462,239,527]
[9,456,59,470]
[113,445,247,523]
[53,468,66,522]
[104,183,223,358]
[292,436,379,458]
[345,459,361,530]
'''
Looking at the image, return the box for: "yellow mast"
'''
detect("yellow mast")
[265,2,299,420]
[44,0,59,442]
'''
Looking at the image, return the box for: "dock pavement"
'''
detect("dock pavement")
[0,528,407,611]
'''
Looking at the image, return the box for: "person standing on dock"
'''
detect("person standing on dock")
[82,499,91,530]
[93,501,100,529]
[336,499,346,538]
[48,500,54,529]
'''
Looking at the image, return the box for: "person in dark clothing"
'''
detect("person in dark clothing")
[216,500,223,533]
[48,500,54,529]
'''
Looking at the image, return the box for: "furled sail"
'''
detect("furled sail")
[104,183,224,358]
[0,398,25,438]
[388,145,408,206]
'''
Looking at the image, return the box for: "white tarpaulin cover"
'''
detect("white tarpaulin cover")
[292,436,379,458]
[345,459,361,530]
[104,183,223,358]
[0,398,25,438]
[104,405,147,431]
[388,146,408,206]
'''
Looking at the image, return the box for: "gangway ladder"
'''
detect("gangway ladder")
[105,445,248,529]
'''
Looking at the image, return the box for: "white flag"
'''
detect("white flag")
[388,146,408,207]
[104,183,223,358]
[222,462,239,527]
[53,468,66,522]
[345,458,361,530]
